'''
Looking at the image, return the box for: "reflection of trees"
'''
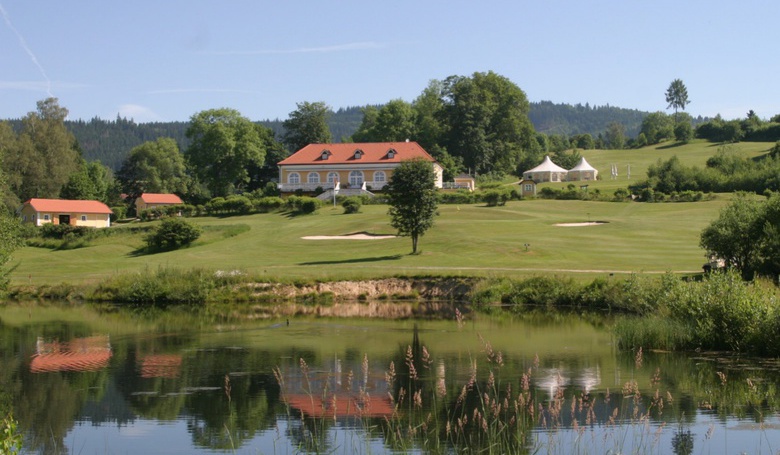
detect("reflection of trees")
[182,348,280,450]
[0,320,110,454]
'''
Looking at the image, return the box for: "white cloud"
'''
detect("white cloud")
[116,104,163,123]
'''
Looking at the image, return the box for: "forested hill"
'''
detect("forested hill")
[529,101,648,138]
[8,102,650,171]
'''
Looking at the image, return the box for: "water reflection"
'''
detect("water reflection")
[31,335,112,373]
[1,304,780,454]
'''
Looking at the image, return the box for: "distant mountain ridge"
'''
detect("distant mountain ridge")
[5,102,654,171]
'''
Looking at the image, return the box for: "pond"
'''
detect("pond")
[1,303,780,454]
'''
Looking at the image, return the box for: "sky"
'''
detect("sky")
[1,1,778,124]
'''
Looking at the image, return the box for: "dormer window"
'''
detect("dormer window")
[354,149,363,159]
[386,148,396,159]
[321,149,331,160]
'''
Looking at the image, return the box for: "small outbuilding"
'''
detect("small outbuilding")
[135,193,184,212]
[452,174,476,191]
[20,198,113,228]
[567,157,598,181]
[519,179,537,197]
[522,155,568,183]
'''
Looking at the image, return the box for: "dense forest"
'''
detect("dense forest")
[6,101,655,171]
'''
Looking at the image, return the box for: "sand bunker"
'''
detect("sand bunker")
[302,232,396,240]
[554,221,608,227]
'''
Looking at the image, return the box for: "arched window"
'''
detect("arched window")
[327,172,339,184]
[288,173,300,184]
[374,171,386,183]
[308,172,320,184]
[349,170,364,187]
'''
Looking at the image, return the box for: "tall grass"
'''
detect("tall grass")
[273,327,743,454]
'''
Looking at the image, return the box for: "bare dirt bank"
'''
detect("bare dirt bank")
[246,277,474,301]
[239,277,475,319]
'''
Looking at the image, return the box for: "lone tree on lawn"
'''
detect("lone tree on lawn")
[385,158,439,254]
[665,79,690,123]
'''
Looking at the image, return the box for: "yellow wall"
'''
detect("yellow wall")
[20,206,111,228]
[280,168,395,186]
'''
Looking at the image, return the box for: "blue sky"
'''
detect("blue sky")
[1,1,778,123]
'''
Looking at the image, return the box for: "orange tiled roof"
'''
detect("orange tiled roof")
[278,141,436,166]
[24,198,113,214]
[139,193,184,204]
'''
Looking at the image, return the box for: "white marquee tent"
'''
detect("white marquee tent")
[567,157,598,181]
[522,155,568,182]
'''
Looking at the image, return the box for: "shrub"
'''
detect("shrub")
[40,223,92,239]
[298,197,323,214]
[437,190,477,204]
[110,206,127,221]
[287,196,323,214]
[254,196,285,213]
[145,218,202,251]
[482,189,510,206]
[341,197,362,214]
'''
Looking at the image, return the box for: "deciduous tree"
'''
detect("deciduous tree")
[351,99,416,143]
[282,101,332,152]
[440,72,535,176]
[118,138,190,200]
[385,158,439,254]
[640,112,674,144]
[604,122,626,149]
[700,193,763,279]
[2,98,81,202]
[186,109,266,197]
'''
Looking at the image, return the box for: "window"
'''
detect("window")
[307,172,320,184]
[43,214,50,221]
[288,173,300,184]
[374,171,386,183]
[386,149,396,159]
[524,184,533,191]
[327,172,339,184]
[81,215,87,221]
[321,150,331,160]
[354,149,363,159]
[349,170,364,187]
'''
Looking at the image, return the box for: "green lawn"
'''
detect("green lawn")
[541,139,774,192]
[11,198,729,286]
[13,140,771,287]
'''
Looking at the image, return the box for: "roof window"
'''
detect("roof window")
[354,149,363,159]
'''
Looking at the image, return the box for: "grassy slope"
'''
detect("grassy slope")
[11,141,774,287]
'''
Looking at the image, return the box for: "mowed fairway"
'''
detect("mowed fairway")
[11,198,730,286]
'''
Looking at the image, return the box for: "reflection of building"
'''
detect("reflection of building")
[575,366,601,393]
[284,394,394,418]
[31,335,112,373]
[138,354,182,378]
[279,356,394,418]
[535,367,570,399]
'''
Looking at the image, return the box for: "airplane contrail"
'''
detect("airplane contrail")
[0,2,54,97]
